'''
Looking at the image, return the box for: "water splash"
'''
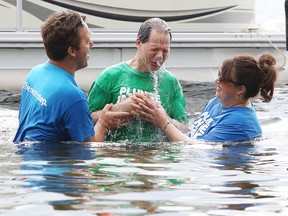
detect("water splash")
[156,59,162,67]
[151,60,166,102]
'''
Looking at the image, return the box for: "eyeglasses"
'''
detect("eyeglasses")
[218,71,242,86]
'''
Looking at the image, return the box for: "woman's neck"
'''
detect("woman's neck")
[223,99,251,108]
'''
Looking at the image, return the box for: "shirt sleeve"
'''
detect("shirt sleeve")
[63,100,95,142]
[87,80,111,112]
[169,80,189,123]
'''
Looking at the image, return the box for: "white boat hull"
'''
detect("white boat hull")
[0,0,255,32]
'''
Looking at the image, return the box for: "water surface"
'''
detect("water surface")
[0,82,287,215]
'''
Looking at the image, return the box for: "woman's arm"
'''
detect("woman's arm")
[131,93,191,142]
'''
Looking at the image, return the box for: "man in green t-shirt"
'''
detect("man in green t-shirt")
[88,17,189,142]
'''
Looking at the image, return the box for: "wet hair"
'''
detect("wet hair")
[220,53,278,102]
[137,17,172,43]
[41,10,86,61]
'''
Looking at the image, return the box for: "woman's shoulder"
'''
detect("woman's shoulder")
[221,106,257,126]
[202,97,221,110]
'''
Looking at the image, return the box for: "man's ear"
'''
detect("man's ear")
[67,47,76,57]
[135,38,141,48]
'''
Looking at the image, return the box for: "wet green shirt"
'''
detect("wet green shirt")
[88,61,189,142]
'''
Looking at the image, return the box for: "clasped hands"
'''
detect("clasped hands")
[97,93,170,131]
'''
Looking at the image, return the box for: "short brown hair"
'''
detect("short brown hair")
[137,17,172,43]
[41,10,86,60]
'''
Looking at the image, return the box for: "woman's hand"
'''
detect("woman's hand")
[130,93,170,130]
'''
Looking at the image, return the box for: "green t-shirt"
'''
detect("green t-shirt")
[88,62,189,142]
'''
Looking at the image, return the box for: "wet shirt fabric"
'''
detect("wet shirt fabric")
[13,61,95,143]
[190,97,262,142]
[88,61,189,142]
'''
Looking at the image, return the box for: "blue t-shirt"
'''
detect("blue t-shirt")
[13,61,95,143]
[189,97,262,142]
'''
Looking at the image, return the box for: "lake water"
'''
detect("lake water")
[0,82,288,216]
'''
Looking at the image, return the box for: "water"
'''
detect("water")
[0,82,288,215]
[151,60,166,101]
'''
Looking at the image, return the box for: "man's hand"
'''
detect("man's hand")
[94,104,133,142]
[98,104,133,129]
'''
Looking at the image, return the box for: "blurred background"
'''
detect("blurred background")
[255,0,285,33]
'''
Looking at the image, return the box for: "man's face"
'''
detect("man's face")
[138,29,171,72]
[74,23,93,71]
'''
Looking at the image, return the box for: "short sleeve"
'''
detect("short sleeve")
[63,100,95,141]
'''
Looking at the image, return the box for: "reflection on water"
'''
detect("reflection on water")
[0,83,288,215]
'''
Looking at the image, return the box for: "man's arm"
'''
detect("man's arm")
[87,104,133,142]
[91,110,101,125]
[91,97,135,125]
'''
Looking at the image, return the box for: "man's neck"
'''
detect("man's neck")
[49,59,75,75]
[128,57,149,73]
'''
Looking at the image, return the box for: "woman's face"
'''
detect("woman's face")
[215,69,243,107]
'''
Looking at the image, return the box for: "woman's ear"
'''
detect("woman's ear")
[238,85,246,95]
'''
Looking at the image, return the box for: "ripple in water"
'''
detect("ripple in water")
[0,83,288,215]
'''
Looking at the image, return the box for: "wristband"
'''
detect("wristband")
[163,121,171,133]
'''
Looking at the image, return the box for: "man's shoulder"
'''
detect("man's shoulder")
[161,69,180,83]
[28,62,47,74]
[103,62,127,73]
[95,62,125,81]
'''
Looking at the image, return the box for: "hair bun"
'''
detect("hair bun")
[258,53,276,68]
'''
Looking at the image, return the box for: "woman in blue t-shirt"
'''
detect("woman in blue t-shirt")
[130,53,278,142]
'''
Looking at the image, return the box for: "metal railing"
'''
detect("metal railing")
[0,32,285,48]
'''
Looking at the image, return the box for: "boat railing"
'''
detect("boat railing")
[0,32,285,49]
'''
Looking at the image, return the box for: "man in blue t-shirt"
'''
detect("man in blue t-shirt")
[14,11,130,143]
